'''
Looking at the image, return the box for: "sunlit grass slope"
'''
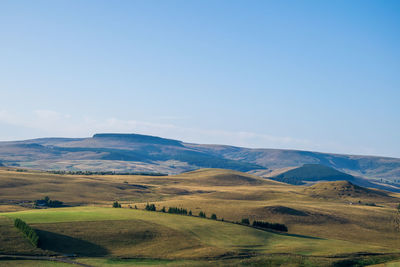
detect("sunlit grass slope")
[1,206,395,260]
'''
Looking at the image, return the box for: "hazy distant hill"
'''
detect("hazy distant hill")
[271,164,354,185]
[269,163,400,192]
[0,133,399,191]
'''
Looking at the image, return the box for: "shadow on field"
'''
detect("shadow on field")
[280,233,323,240]
[36,229,109,256]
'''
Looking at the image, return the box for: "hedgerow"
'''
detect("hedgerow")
[14,218,39,247]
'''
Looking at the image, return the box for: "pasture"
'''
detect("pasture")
[1,168,400,265]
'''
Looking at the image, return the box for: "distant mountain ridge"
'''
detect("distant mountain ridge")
[0,133,399,191]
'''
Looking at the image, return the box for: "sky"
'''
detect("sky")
[0,0,399,157]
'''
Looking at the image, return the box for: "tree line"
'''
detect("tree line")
[14,218,39,247]
[252,220,288,232]
[115,201,288,232]
[47,170,167,176]
[167,207,188,215]
[144,203,214,219]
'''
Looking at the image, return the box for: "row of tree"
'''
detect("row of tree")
[119,202,287,232]
[144,203,217,220]
[167,207,188,215]
[252,220,288,232]
[47,170,167,176]
[14,218,39,247]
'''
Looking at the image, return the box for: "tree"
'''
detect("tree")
[394,203,400,231]
[199,211,206,218]
[145,203,156,211]
[211,214,217,220]
[189,210,192,216]
[161,206,166,212]
[113,201,121,208]
[241,218,250,225]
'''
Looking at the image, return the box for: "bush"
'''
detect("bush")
[241,218,250,225]
[199,211,206,218]
[145,203,156,211]
[211,214,217,220]
[252,220,288,232]
[188,210,192,216]
[14,218,39,247]
[161,206,166,212]
[113,201,121,208]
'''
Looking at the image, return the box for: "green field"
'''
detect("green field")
[1,207,399,266]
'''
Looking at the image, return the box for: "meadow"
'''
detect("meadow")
[1,168,400,266]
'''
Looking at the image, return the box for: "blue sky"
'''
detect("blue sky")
[0,0,399,157]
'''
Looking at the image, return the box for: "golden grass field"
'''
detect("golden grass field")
[1,167,400,266]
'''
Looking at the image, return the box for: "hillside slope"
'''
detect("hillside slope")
[174,168,279,186]
[1,207,396,260]
[303,180,393,201]
[1,168,400,255]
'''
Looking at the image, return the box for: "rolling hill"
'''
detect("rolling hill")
[0,133,400,191]
[271,164,354,185]
[1,167,400,266]
[3,207,397,266]
[303,180,393,201]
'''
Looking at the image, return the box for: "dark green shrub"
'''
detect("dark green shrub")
[113,201,121,208]
[145,203,156,211]
[241,218,250,225]
[211,214,217,220]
